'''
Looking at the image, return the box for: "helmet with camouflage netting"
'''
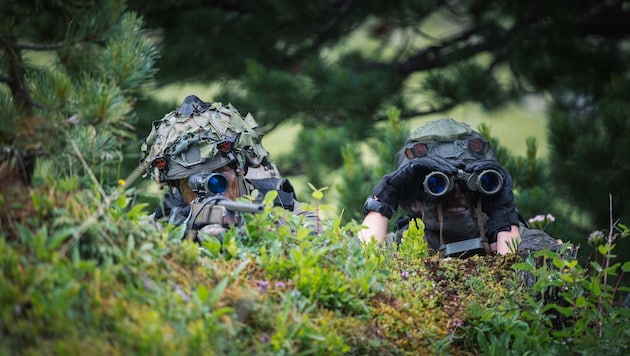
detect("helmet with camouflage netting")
[140,95,271,183]
[394,118,496,168]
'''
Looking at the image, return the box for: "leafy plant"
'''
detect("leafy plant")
[2,167,630,354]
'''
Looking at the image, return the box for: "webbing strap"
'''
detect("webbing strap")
[438,202,444,258]
[476,198,493,254]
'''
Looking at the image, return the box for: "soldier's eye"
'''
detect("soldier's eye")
[405,142,428,159]
[153,157,167,169]
[468,138,486,153]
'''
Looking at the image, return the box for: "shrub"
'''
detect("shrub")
[1,179,629,354]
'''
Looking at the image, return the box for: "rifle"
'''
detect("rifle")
[185,173,263,240]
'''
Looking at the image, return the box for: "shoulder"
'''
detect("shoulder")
[245,165,298,211]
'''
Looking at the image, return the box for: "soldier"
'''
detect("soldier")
[359,118,561,258]
[140,95,314,242]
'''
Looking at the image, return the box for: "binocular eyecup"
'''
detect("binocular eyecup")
[423,169,503,198]
[188,173,229,195]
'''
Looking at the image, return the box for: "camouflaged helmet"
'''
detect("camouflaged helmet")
[394,118,496,168]
[140,95,270,182]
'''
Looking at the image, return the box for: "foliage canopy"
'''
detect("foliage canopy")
[2,1,630,352]
[125,0,630,235]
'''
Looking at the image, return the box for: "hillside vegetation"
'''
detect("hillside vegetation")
[2,178,629,355]
[3,2,630,353]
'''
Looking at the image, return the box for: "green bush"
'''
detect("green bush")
[1,179,629,355]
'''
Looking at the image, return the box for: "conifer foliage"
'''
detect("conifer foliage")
[0,0,158,187]
[127,0,630,234]
[2,2,630,353]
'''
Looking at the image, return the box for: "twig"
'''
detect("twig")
[58,130,124,257]
[598,193,615,338]
[67,132,109,204]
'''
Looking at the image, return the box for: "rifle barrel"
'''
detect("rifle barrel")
[219,200,264,213]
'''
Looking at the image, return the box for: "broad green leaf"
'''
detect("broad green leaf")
[230,259,250,280]
[263,190,278,205]
[575,296,589,308]
[199,234,222,257]
[115,195,128,209]
[168,223,187,241]
[590,261,603,273]
[208,278,229,307]
[590,278,602,296]
[534,249,558,259]
[512,262,534,271]
[48,228,75,249]
[126,234,135,256]
[196,284,210,302]
[126,203,149,219]
[564,260,578,269]
[543,303,573,317]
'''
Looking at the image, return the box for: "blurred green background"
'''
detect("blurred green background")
[3,0,630,261]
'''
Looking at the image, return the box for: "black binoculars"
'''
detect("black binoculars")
[423,169,503,198]
[188,173,229,195]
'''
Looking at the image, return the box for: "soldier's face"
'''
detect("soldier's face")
[179,165,240,204]
[407,182,474,222]
[215,165,240,201]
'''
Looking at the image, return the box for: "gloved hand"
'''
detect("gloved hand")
[370,156,458,216]
[465,159,520,239]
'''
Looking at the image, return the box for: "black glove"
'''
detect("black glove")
[465,160,520,239]
[368,157,458,217]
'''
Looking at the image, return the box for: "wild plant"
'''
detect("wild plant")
[458,202,630,354]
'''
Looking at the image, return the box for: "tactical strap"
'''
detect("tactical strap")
[477,198,492,254]
[438,199,492,257]
[442,238,488,257]
[438,202,445,258]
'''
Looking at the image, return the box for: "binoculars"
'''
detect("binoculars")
[423,169,503,198]
[188,173,229,195]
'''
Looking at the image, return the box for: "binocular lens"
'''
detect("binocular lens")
[478,171,502,194]
[424,171,453,197]
[423,169,504,198]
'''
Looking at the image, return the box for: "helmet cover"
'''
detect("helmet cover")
[140,95,270,182]
[394,118,496,168]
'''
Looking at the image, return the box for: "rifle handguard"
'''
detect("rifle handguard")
[190,195,263,227]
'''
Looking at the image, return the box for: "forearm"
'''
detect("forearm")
[359,211,389,243]
[493,225,521,255]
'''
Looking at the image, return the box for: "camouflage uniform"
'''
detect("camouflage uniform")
[364,118,561,258]
[140,95,315,241]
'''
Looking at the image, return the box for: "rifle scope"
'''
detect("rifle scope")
[188,173,228,194]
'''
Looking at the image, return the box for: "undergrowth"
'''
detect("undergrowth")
[1,179,629,355]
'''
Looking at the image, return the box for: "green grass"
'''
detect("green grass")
[3,180,629,355]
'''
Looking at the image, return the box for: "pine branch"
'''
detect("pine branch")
[285,0,355,62]
[13,28,108,51]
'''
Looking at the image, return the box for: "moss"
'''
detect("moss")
[2,183,629,354]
